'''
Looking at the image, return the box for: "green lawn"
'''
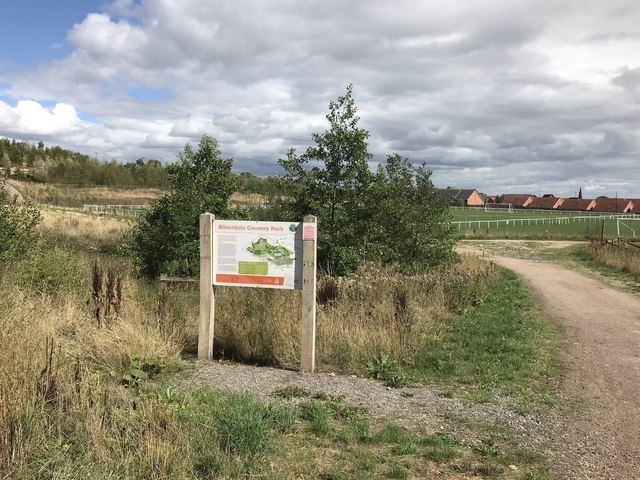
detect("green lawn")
[450,208,639,239]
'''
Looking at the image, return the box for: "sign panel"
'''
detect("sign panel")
[213,220,302,289]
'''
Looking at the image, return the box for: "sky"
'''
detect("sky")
[0,0,639,198]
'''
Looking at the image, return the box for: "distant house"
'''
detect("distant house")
[592,198,634,213]
[501,194,534,209]
[436,188,484,207]
[557,198,596,211]
[527,196,564,210]
[629,200,640,214]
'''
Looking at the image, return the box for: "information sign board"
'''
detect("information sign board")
[213,220,302,289]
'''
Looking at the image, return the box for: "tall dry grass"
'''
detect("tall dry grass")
[0,248,187,478]
[7,180,164,207]
[39,207,132,248]
[210,255,497,372]
[586,241,640,279]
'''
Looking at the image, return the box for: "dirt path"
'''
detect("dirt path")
[489,254,640,479]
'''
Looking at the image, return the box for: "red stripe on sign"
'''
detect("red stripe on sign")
[216,274,285,286]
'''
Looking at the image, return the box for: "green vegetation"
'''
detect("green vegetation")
[0,180,41,261]
[0,137,169,187]
[278,85,454,275]
[584,242,640,281]
[0,215,553,478]
[418,268,559,413]
[0,88,564,479]
[553,242,640,293]
[130,134,238,278]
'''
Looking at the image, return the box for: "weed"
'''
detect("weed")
[121,354,165,390]
[90,262,124,327]
[317,276,339,306]
[301,400,332,436]
[393,286,412,347]
[36,337,58,406]
[273,385,312,399]
[423,444,458,462]
[214,394,274,457]
[365,352,408,388]
[266,402,298,433]
[391,441,417,455]
[385,464,409,479]
[376,424,411,444]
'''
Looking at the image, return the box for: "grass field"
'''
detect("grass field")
[450,207,639,240]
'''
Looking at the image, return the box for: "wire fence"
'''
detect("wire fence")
[82,204,148,217]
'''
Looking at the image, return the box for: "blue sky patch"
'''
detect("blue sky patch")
[128,86,174,102]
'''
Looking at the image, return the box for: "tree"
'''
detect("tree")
[279,86,455,275]
[369,154,455,272]
[130,135,237,278]
[279,85,374,274]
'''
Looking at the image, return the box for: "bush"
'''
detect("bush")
[0,181,41,262]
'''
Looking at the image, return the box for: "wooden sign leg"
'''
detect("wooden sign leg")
[301,215,317,371]
[198,213,215,360]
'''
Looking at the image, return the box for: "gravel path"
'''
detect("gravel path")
[183,360,547,449]
[490,254,640,480]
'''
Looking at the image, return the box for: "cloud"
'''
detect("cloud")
[0,100,80,135]
[0,0,639,196]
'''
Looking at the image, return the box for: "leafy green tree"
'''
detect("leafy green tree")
[279,85,374,274]
[130,135,237,278]
[369,154,455,272]
[279,86,455,275]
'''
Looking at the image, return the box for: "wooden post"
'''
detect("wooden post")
[199,213,215,360]
[301,215,317,372]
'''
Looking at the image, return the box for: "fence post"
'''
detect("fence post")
[198,213,215,360]
[301,215,317,372]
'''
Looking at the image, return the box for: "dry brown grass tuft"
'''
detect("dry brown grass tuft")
[8,180,164,207]
[586,241,640,279]
[39,207,132,246]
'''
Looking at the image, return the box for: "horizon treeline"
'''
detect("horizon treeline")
[0,137,277,194]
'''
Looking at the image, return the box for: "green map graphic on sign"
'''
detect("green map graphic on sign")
[247,237,294,265]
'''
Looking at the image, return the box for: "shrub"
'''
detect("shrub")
[0,181,41,262]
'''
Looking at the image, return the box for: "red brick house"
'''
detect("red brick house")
[592,198,634,213]
[501,194,534,208]
[527,196,564,210]
[557,199,596,211]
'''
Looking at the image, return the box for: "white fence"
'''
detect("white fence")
[452,214,636,230]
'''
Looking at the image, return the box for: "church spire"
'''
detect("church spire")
[578,187,582,199]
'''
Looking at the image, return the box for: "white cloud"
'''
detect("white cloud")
[0,100,80,135]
